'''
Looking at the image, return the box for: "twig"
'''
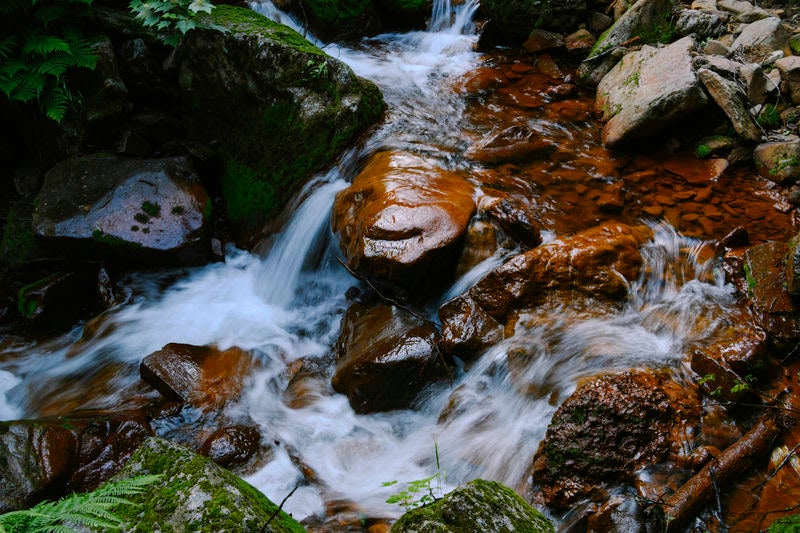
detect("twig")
[710,465,727,530]
[260,483,301,532]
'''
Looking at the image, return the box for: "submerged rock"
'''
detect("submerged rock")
[332,302,448,413]
[32,155,210,264]
[109,437,306,532]
[181,5,384,238]
[596,37,708,147]
[390,479,554,533]
[332,151,475,294]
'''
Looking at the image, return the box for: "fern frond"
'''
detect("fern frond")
[0,36,18,60]
[64,33,98,69]
[0,0,30,16]
[32,4,67,28]
[23,34,70,56]
[41,84,70,121]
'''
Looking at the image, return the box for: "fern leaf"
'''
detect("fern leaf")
[41,85,70,121]
[33,4,67,27]
[0,36,18,60]
[65,34,98,69]
[23,34,70,56]
[0,0,29,15]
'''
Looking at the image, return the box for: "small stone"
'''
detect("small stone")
[753,141,800,183]
[704,39,732,55]
[776,56,800,105]
[588,11,613,33]
[522,29,564,53]
[692,0,717,9]
[564,29,596,54]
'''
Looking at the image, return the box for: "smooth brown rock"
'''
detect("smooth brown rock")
[522,29,564,53]
[140,343,256,410]
[465,125,556,165]
[200,425,262,468]
[439,295,504,360]
[479,192,542,248]
[564,29,596,54]
[332,151,475,294]
[332,302,448,413]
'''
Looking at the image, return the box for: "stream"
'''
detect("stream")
[1,0,799,529]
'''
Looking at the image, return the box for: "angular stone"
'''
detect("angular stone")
[332,151,475,294]
[480,193,542,248]
[597,37,708,147]
[676,8,728,40]
[564,29,596,54]
[704,39,732,55]
[522,29,564,53]
[588,0,676,60]
[439,295,504,360]
[390,479,554,533]
[731,17,790,63]
[692,0,717,9]
[698,68,762,142]
[753,141,800,183]
[140,343,256,410]
[110,437,305,532]
[775,56,800,105]
[740,63,778,105]
[33,155,210,264]
[332,302,448,413]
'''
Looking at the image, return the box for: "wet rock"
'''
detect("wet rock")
[200,425,262,468]
[32,155,210,264]
[753,141,800,183]
[664,156,728,183]
[730,17,790,63]
[479,192,542,248]
[454,220,499,276]
[109,437,305,532]
[390,479,554,533]
[522,29,564,53]
[0,413,153,512]
[481,0,588,38]
[332,302,448,413]
[439,295,504,360]
[466,125,556,165]
[596,37,708,147]
[744,241,800,351]
[532,371,694,508]
[16,270,101,326]
[332,151,474,294]
[81,35,132,123]
[564,29,596,54]
[675,8,728,40]
[776,56,800,105]
[276,0,381,41]
[140,343,256,410]
[476,222,652,319]
[788,232,800,296]
[587,0,675,61]
[179,5,383,237]
[698,68,762,142]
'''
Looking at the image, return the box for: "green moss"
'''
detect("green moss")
[744,262,757,292]
[770,155,800,177]
[141,201,161,217]
[757,104,781,128]
[16,273,63,318]
[696,144,712,159]
[770,514,800,532]
[637,8,675,44]
[588,24,616,59]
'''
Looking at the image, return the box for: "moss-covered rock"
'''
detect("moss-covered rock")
[108,437,306,532]
[181,5,384,240]
[390,479,554,533]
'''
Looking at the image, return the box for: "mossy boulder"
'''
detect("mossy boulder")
[108,437,306,532]
[180,5,384,240]
[481,0,588,38]
[390,479,554,533]
[771,514,800,532]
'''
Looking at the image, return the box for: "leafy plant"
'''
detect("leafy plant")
[0,474,161,532]
[128,0,223,47]
[695,144,712,159]
[0,0,99,121]
[383,442,445,511]
[730,374,756,395]
[757,104,781,128]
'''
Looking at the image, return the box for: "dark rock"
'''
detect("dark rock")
[16,270,101,326]
[275,0,381,41]
[108,437,305,532]
[140,343,257,410]
[675,8,728,40]
[0,413,153,512]
[200,425,262,468]
[532,370,697,508]
[480,193,542,248]
[332,151,474,294]
[13,166,44,199]
[439,295,504,360]
[81,35,132,123]
[481,0,588,39]
[373,0,430,31]
[522,29,564,53]
[564,29,596,54]
[390,479,554,533]
[698,68,762,142]
[332,302,448,413]
[179,5,384,238]
[32,155,210,264]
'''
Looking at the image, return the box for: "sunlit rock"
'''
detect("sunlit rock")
[140,343,257,410]
[775,56,800,105]
[390,479,554,533]
[200,425,263,469]
[332,301,449,413]
[730,17,790,63]
[788,232,800,296]
[586,0,675,61]
[754,140,800,184]
[532,370,698,508]
[0,413,152,512]
[332,151,475,294]
[439,295,504,361]
[32,155,210,265]
[596,37,708,147]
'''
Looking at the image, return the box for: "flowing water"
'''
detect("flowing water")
[1,0,798,528]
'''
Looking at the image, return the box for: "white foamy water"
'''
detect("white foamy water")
[0,0,742,526]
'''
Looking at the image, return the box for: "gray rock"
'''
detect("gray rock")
[597,37,708,147]
[33,155,210,264]
[588,0,675,60]
[731,17,790,63]
[692,0,717,9]
[739,62,778,105]
[776,56,800,105]
[676,8,728,40]
[704,38,732,55]
[390,479,554,533]
[109,437,306,532]
[753,141,800,183]
[698,68,762,141]
[589,11,614,33]
[693,54,742,78]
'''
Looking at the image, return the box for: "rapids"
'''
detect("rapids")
[1,0,797,529]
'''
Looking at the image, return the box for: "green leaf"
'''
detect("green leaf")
[23,34,70,56]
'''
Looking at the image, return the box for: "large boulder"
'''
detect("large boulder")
[532,370,697,508]
[390,479,554,533]
[181,5,384,237]
[32,155,210,264]
[0,413,152,512]
[481,0,588,38]
[587,0,676,60]
[332,302,449,413]
[108,437,306,532]
[332,151,475,294]
[730,17,790,63]
[596,36,708,147]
